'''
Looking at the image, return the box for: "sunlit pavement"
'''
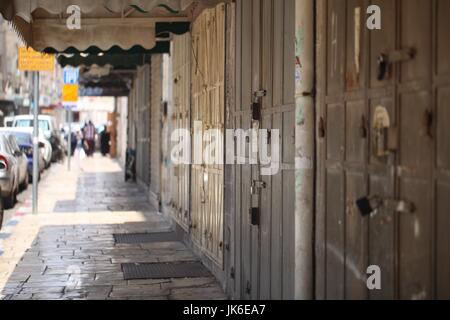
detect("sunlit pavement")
[0,153,226,300]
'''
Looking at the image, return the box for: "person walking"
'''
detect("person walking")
[83,121,96,157]
[100,125,111,157]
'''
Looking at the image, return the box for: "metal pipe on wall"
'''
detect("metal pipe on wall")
[294,0,315,300]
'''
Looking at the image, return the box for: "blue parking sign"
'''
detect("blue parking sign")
[63,67,79,84]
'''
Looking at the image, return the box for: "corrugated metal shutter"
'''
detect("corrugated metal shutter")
[227,0,295,300]
[191,4,225,267]
[150,55,163,209]
[170,33,192,230]
[136,65,151,186]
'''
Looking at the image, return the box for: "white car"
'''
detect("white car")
[11,127,53,169]
[0,134,20,209]
[12,116,56,167]
[13,115,58,140]
[3,116,15,127]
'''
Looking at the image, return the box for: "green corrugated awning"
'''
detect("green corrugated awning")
[57,42,170,67]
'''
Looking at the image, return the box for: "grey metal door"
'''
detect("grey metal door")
[316,0,450,300]
[228,0,295,300]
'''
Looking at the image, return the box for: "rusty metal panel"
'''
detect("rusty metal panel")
[150,55,163,208]
[345,0,366,92]
[190,4,225,267]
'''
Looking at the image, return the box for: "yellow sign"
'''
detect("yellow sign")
[62,84,79,102]
[18,47,55,72]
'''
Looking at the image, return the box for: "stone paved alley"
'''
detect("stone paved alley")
[0,156,226,300]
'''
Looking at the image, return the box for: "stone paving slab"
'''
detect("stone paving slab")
[0,156,226,300]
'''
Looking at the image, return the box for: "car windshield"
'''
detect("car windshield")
[11,132,32,145]
[15,119,50,131]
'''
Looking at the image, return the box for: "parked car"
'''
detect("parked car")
[0,128,45,183]
[3,132,29,190]
[3,116,15,127]
[0,196,3,230]
[13,115,65,163]
[0,134,20,209]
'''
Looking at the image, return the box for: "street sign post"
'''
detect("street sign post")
[62,67,79,171]
[18,47,55,215]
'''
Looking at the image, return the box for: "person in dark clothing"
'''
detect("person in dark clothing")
[70,131,78,156]
[100,125,111,156]
[83,121,96,157]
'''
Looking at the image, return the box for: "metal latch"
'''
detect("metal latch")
[356,196,416,217]
[377,48,416,81]
[250,180,266,226]
[251,180,266,195]
[251,90,267,122]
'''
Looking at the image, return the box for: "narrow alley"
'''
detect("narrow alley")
[0,156,226,300]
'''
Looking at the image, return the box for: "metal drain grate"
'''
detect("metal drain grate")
[122,262,211,280]
[113,232,180,244]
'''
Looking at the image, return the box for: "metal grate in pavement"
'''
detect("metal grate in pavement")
[122,262,211,280]
[113,232,180,244]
